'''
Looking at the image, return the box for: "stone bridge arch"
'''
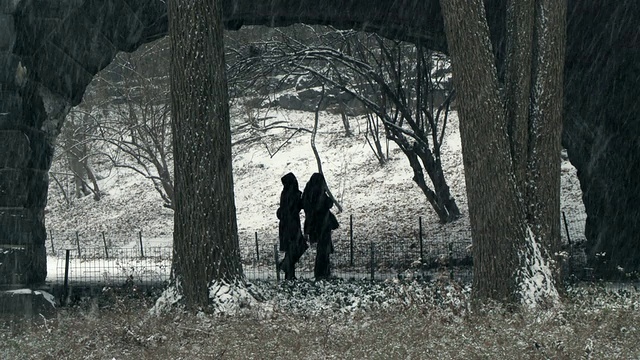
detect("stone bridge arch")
[0,0,638,284]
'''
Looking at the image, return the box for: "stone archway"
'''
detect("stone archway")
[1,0,638,284]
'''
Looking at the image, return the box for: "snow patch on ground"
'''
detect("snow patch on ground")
[208,280,268,316]
[149,277,471,318]
[259,278,470,317]
[151,278,269,317]
[150,281,183,315]
[35,290,57,308]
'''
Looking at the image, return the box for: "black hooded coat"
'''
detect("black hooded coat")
[302,173,339,279]
[277,172,308,279]
[277,172,305,251]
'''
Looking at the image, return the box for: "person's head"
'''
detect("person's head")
[281,172,299,189]
[308,173,325,188]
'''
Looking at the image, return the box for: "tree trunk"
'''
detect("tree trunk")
[64,125,90,198]
[399,145,450,223]
[440,0,565,306]
[503,0,535,192]
[82,162,101,201]
[414,143,461,222]
[169,0,243,309]
[441,0,525,302]
[526,0,566,272]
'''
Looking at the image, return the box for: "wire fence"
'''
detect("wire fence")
[48,212,588,290]
[51,239,473,286]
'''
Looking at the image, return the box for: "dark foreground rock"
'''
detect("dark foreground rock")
[0,288,56,318]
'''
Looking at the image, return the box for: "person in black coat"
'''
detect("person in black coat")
[302,173,339,279]
[276,172,308,280]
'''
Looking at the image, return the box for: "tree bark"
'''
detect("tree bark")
[526,0,566,267]
[441,0,525,302]
[169,0,243,309]
[440,0,565,305]
[503,0,535,192]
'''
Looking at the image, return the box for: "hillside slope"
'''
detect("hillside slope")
[45,107,586,249]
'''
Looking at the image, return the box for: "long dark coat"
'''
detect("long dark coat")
[303,173,328,244]
[302,173,339,279]
[277,172,308,280]
[302,173,339,245]
[277,172,304,252]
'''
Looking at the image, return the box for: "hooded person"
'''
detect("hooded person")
[302,173,325,244]
[276,172,308,280]
[302,173,339,279]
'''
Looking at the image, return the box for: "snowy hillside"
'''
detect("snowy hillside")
[45,106,587,249]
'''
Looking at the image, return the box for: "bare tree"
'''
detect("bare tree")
[233,29,461,223]
[309,85,343,213]
[83,40,175,208]
[364,112,387,166]
[76,32,269,210]
[58,109,102,201]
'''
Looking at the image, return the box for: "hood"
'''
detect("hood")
[308,173,325,188]
[281,172,299,189]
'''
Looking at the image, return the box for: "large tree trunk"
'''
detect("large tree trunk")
[169,0,243,309]
[440,0,565,306]
[526,0,566,272]
[441,0,525,302]
[504,0,564,264]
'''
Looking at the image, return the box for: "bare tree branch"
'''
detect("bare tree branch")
[310,84,343,213]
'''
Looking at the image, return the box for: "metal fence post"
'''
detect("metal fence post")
[49,229,55,255]
[349,214,354,266]
[562,211,572,245]
[139,231,144,258]
[102,232,109,259]
[274,243,280,282]
[63,249,70,306]
[75,231,81,257]
[255,232,260,262]
[562,211,573,275]
[419,216,424,261]
[370,242,375,281]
